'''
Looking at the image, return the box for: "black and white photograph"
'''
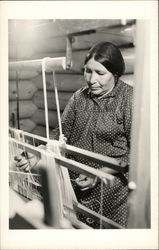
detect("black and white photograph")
[0,1,158,250]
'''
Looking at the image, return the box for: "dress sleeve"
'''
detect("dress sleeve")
[50,93,76,141]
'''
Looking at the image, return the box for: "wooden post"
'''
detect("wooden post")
[127,20,151,228]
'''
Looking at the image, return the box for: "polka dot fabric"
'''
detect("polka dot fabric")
[51,79,133,228]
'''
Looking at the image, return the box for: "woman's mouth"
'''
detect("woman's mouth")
[89,83,100,89]
[90,86,100,90]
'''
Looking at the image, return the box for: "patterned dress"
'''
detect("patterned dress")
[51,79,133,228]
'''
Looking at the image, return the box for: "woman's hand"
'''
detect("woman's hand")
[14,152,38,172]
[75,174,98,191]
[14,145,46,172]
[75,167,119,191]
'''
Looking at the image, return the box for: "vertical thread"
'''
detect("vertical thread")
[42,58,50,140]
[52,71,63,140]
[100,179,104,229]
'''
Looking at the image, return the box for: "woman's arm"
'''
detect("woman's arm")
[123,86,133,148]
[122,86,133,164]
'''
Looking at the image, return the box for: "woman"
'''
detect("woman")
[16,42,133,228]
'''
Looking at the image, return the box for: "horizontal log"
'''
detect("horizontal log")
[9,20,135,48]
[9,42,35,60]
[120,74,134,86]
[30,47,135,74]
[33,73,133,93]
[33,91,73,111]
[9,37,66,59]
[98,24,135,39]
[32,125,48,137]
[9,70,39,80]
[70,24,135,50]
[31,109,59,128]
[121,48,135,74]
[9,80,37,100]
[32,74,86,92]
[9,100,37,120]
[9,119,36,132]
[9,24,135,57]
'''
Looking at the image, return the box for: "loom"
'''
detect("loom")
[9,127,127,229]
[9,56,128,229]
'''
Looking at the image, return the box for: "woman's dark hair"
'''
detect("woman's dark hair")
[84,42,125,77]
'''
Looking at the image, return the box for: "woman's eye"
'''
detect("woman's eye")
[97,71,105,75]
[85,68,92,74]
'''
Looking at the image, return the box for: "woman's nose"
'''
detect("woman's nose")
[90,72,97,84]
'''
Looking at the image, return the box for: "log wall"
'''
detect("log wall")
[9,20,135,137]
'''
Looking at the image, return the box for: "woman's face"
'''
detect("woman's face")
[84,57,115,96]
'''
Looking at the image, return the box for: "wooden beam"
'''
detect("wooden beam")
[60,143,128,173]
[9,128,128,173]
[127,20,150,228]
[55,156,114,184]
[9,57,66,72]
[73,202,123,229]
